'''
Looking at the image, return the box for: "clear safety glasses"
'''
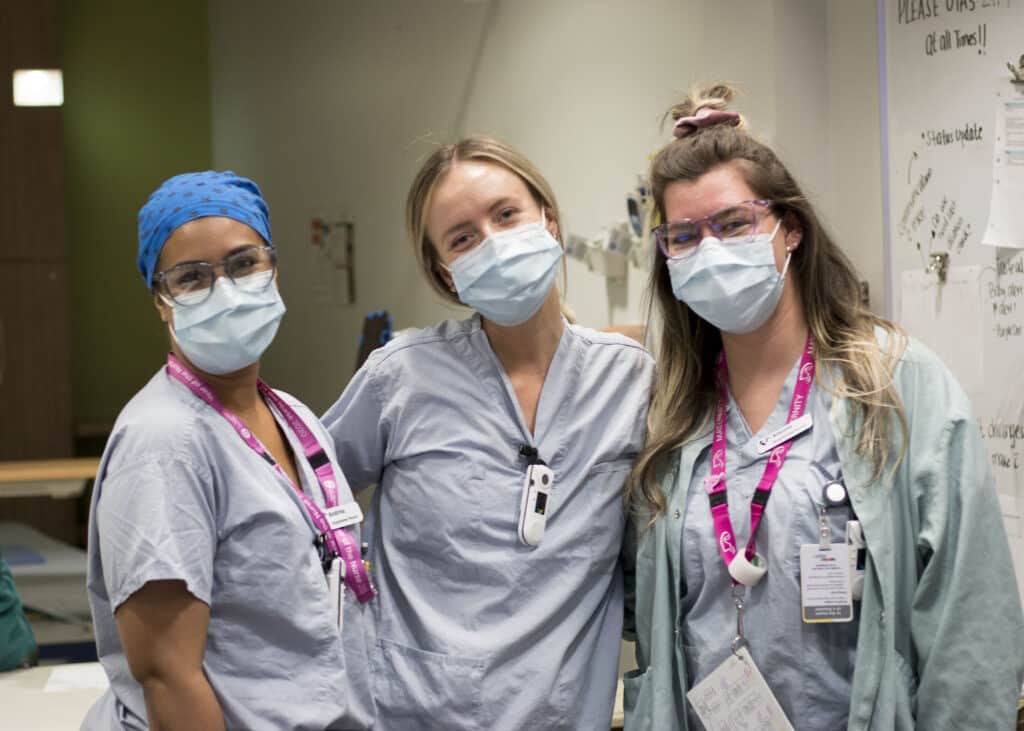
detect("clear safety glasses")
[153,245,277,307]
[652,199,774,259]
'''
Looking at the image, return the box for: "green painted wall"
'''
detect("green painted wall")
[62,0,211,425]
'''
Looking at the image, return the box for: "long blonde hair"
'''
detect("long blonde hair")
[628,84,908,520]
[406,135,570,310]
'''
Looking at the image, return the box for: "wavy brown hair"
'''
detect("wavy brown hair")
[628,84,908,521]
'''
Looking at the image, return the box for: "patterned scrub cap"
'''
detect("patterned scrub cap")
[137,170,272,288]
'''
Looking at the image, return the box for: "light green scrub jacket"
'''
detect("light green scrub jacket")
[624,335,1024,730]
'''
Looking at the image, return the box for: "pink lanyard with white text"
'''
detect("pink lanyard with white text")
[706,332,815,582]
[166,354,375,604]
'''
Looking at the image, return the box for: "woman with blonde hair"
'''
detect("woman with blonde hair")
[323,136,654,729]
[624,84,1023,730]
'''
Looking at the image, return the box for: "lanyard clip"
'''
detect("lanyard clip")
[818,508,831,549]
[731,584,747,655]
[518,444,546,466]
[315,533,335,571]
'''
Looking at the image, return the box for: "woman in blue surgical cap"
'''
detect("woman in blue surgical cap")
[83,172,375,731]
[322,137,656,730]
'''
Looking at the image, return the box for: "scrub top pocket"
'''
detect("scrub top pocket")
[622,666,656,731]
[371,638,485,730]
[583,459,633,571]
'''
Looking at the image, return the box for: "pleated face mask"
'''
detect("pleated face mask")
[666,219,788,334]
[447,212,563,327]
[169,271,286,375]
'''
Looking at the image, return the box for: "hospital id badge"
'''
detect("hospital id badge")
[799,543,853,623]
[326,557,345,632]
[325,501,363,531]
[687,646,794,731]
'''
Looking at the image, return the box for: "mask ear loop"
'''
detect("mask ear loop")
[779,250,793,280]
[768,218,792,280]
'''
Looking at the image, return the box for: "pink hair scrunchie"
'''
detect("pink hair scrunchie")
[672,107,741,138]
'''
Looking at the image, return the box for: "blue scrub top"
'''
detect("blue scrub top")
[679,354,858,730]
[323,315,655,731]
[84,369,374,731]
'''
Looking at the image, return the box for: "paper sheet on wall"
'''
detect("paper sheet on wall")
[982,96,1024,248]
[899,266,986,403]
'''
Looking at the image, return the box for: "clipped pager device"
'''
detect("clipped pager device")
[518,445,553,546]
[846,520,867,601]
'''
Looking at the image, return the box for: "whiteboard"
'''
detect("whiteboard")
[880,0,1024,598]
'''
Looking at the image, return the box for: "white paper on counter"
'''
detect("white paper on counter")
[44,663,109,693]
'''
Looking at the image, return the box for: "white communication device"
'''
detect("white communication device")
[518,463,554,546]
[846,520,866,600]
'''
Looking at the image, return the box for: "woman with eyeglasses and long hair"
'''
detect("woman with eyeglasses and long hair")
[322,136,655,730]
[624,85,1024,730]
[84,172,374,731]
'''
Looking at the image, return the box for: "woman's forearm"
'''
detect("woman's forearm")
[141,669,225,731]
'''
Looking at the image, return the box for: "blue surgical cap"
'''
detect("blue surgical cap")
[137,170,272,288]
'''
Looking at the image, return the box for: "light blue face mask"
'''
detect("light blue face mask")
[666,220,788,334]
[170,271,286,375]
[448,213,563,327]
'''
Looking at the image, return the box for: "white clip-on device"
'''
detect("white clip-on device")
[518,445,553,546]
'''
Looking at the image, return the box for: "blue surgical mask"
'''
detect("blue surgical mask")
[666,220,788,334]
[448,213,563,326]
[170,271,286,374]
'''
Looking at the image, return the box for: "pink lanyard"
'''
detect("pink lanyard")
[166,354,375,604]
[706,333,815,580]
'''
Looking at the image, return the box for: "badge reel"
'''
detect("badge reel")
[518,461,554,546]
[799,480,855,624]
[822,480,865,598]
[818,481,847,548]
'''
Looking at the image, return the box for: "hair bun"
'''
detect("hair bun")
[668,83,746,138]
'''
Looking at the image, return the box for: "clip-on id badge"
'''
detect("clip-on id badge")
[687,643,794,730]
[799,481,853,623]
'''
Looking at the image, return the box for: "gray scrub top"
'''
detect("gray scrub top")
[680,357,858,731]
[83,369,374,731]
[322,315,654,731]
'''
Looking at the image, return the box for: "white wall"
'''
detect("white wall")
[825,0,886,313]
[210,0,882,411]
[210,1,486,409]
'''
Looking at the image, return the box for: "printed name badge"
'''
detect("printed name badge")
[686,646,794,731]
[799,543,854,623]
[324,501,364,531]
[756,413,813,454]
